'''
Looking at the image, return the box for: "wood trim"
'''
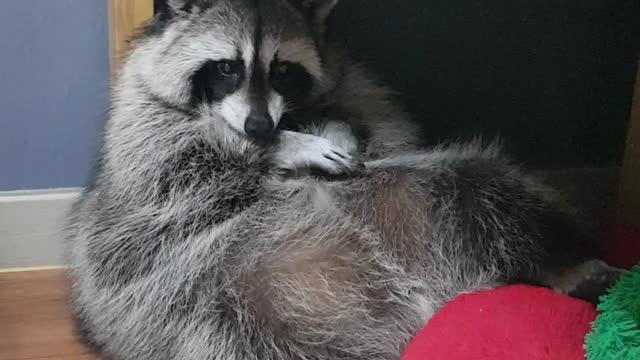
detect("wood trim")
[618,62,640,225]
[108,0,154,76]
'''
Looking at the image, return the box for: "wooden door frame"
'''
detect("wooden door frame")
[108,0,154,76]
[618,63,640,225]
[107,2,640,224]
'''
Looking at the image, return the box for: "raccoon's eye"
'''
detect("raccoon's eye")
[190,60,245,104]
[277,63,289,76]
[217,61,238,77]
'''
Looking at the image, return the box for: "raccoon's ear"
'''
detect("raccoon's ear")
[298,0,340,31]
[166,0,209,14]
[167,0,189,12]
[303,0,339,24]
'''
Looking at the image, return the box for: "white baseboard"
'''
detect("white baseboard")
[0,189,81,269]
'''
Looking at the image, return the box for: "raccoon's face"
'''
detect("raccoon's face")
[127,0,339,141]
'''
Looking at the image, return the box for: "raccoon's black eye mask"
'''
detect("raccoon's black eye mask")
[190,59,245,104]
[269,58,313,105]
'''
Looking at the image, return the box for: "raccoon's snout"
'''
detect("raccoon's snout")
[244,111,275,139]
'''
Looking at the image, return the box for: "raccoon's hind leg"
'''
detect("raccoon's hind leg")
[517,191,624,304]
[235,204,414,360]
[541,260,624,305]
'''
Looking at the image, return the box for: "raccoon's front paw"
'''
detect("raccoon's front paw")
[275,131,365,177]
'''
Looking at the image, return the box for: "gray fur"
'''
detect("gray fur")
[66,1,605,359]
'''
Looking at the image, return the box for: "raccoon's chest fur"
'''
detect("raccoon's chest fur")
[157,139,268,216]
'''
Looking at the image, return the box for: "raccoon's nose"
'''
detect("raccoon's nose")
[244,112,275,139]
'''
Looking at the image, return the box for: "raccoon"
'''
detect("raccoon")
[66,1,616,359]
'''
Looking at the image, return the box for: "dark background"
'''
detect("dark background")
[157,0,639,168]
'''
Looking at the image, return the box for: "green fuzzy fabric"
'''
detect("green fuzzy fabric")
[585,265,640,360]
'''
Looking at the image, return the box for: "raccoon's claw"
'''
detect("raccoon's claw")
[321,151,354,173]
[327,151,366,172]
[331,150,348,160]
[319,148,365,175]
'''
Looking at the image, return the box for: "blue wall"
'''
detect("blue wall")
[0,0,109,191]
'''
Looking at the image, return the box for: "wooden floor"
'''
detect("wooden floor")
[0,270,96,360]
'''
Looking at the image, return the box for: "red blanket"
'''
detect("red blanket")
[400,285,597,360]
